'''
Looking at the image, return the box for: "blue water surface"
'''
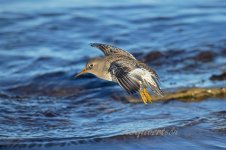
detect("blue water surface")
[0,0,226,149]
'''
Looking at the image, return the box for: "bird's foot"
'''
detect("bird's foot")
[139,83,152,104]
[143,87,152,103]
[139,89,147,104]
[139,83,147,104]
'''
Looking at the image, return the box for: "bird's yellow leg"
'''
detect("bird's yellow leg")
[143,87,152,103]
[139,83,147,104]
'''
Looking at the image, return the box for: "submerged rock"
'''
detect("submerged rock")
[143,51,163,62]
[193,51,215,62]
[123,87,226,103]
[210,72,226,81]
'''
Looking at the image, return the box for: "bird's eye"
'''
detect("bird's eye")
[89,64,94,68]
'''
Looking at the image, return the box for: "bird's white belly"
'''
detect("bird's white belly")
[130,68,157,86]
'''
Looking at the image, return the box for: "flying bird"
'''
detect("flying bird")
[76,43,163,104]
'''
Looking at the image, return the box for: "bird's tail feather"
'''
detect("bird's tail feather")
[144,77,164,96]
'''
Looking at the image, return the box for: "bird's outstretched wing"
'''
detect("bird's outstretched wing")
[90,43,136,59]
[109,61,140,94]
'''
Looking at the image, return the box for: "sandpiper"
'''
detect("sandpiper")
[76,43,163,104]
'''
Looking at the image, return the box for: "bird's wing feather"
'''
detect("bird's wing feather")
[90,43,136,59]
[109,61,139,94]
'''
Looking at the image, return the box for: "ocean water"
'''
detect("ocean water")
[0,0,226,149]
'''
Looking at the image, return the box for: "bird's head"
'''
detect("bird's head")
[75,58,103,78]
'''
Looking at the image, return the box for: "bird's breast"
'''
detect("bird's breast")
[95,71,113,81]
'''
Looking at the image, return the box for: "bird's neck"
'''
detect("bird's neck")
[94,61,112,81]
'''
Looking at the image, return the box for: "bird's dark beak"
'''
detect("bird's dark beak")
[75,68,87,78]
